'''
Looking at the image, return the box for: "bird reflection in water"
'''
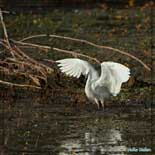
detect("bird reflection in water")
[59,129,127,155]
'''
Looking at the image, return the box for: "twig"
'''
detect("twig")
[14,39,96,63]
[12,39,51,51]
[0,9,15,58]
[1,10,11,14]
[34,135,40,148]
[0,46,45,78]
[0,13,54,89]
[0,79,41,89]
[0,9,9,41]
[20,34,49,42]
[53,47,100,64]
[13,45,53,74]
[1,40,50,76]
[1,41,24,59]
[1,57,48,80]
[13,39,100,63]
[4,132,9,145]
[0,68,46,86]
[20,34,150,71]
[4,58,48,78]
[43,59,56,64]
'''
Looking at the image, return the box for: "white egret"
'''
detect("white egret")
[56,58,130,109]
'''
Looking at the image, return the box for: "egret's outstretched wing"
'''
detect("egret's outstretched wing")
[94,62,130,96]
[56,58,98,79]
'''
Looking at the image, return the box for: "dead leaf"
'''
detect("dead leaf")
[128,77,135,87]
[135,24,142,31]
[129,0,135,7]
[143,50,151,57]
[95,32,100,39]
[115,15,122,20]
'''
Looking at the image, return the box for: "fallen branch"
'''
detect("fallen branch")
[0,68,46,86]
[20,34,48,42]
[53,47,100,64]
[0,15,39,89]
[12,39,51,51]
[20,34,151,71]
[0,46,47,78]
[12,40,100,63]
[43,59,58,64]
[0,11,56,89]
[0,9,15,58]
[13,45,53,74]
[4,58,48,78]
[1,41,24,59]
[0,79,41,89]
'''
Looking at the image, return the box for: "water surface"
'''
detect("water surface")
[0,90,154,155]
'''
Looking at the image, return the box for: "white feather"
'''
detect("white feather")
[56,58,98,80]
[95,62,130,96]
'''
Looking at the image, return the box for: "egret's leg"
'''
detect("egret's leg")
[100,100,105,109]
[94,98,100,109]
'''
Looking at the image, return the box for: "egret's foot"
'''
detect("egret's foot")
[100,100,105,109]
[97,103,100,110]
[96,102,105,111]
[100,104,104,110]
[94,98,100,109]
[94,99,106,111]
